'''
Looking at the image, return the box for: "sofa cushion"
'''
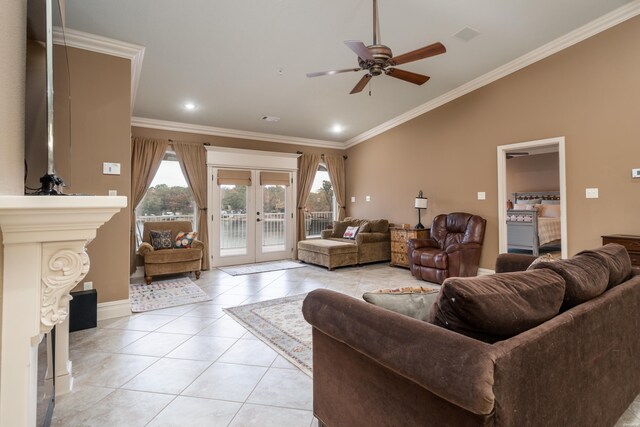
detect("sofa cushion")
[530,254,609,310]
[576,243,632,289]
[363,286,439,321]
[149,230,173,250]
[416,248,448,269]
[145,247,202,263]
[368,219,389,233]
[331,221,350,238]
[429,269,566,343]
[343,226,359,239]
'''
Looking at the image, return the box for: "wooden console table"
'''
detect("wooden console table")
[390,227,430,268]
[602,234,640,267]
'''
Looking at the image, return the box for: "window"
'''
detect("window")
[304,164,335,238]
[135,152,196,246]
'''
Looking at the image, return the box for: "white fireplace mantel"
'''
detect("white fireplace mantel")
[0,195,127,427]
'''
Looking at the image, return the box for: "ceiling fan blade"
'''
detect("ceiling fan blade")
[344,40,374,61]
[389,42,446,66]
[306,68,361,78]
[386,68,430,85]
[350,74,372,94]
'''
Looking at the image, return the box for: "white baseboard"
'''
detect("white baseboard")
[97,299,131,321]
[477,268,495,276]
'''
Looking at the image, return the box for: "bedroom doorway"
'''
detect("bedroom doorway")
[497,137,568,259]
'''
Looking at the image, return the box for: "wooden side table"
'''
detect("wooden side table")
[390,227,430,268]
[601,234,640,267]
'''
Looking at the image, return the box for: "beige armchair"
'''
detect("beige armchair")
[138,221,203,285]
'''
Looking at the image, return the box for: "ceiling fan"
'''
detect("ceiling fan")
[306,0,446,94]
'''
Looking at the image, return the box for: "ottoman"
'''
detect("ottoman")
[297,239,358,270]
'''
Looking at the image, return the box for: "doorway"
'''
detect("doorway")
[210,169,294,267]
[497,136,568,259]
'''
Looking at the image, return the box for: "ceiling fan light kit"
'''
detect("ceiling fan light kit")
[307,0,446,94]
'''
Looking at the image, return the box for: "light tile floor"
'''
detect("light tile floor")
[52,263,640,426]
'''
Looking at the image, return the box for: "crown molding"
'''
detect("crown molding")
[53,27,145,109]
[131,117,346,149]
[345,0,640,148]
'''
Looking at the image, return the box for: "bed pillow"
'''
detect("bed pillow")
[428,270,566,343]
[513,203,537,211]
[538,204,560,218]
[515,198,542,205]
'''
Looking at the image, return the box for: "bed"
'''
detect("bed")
[506,191,561,255]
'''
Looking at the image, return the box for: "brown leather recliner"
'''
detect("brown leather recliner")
[407,212,486,284]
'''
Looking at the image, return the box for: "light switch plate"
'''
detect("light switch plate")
[83,281,93,291]
[477,192,486,200]
[365,195,371,202]
[351,196,356,203]
[632,168,640,178]
[103,162,121,175]
[585,188,599,199]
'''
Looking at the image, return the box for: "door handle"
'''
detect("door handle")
[257,212,260,215]
[256,218,262,222]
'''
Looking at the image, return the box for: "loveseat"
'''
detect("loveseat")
[303,244,640,426]
[297,217,391,270]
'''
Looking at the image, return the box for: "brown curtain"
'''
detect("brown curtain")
[297,154,321,243]
[173,142,210,270]
[130,137,168,273]
[325,155,347,221]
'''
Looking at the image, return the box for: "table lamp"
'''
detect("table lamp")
[414,190,428,229]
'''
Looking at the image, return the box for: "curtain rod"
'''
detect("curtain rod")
[296,151,348,160]
[168,139,210,146]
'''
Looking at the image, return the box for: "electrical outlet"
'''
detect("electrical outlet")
[365,195,371,202]
[83,281,93,291]
[351,196,356,203]
[585,188,599,199]
[477,192,486,200]
[108,190,117,196]
[632,168,640,179]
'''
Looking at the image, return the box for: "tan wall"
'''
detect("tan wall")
[54,47,132,303]
[131,127,344,158]
[506,152,559,198]
[346,16,640,269]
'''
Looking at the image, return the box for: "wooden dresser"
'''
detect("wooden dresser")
[390,227,430,268]
[601,234,640,267]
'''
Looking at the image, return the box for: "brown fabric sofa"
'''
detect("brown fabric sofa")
[138,221,203,284]
[408,212,486,284]
[303,245,640,427]
[298,217,391,270]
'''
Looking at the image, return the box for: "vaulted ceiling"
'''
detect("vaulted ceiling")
[64,0,636,145]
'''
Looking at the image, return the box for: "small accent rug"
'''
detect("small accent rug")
[218,260,307,276]
[224,293,312,376]
[129,277,212,313]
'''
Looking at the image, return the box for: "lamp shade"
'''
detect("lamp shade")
[415,197,428,209]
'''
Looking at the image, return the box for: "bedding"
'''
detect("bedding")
[538,217,561,246]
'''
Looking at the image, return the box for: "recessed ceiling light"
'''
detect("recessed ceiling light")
[331,124,344,133]
[184,102,196,111]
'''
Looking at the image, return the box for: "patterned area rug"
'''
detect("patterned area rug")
[129,277,212,312]
[218,260,307,276]
[224,293,312,376]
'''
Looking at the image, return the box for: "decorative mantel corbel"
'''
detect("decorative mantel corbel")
[41,246,90,334]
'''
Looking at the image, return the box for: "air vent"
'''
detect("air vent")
[454,27,480,42]
[261,116,281,122]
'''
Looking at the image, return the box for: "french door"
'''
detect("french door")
[210,169,294,267]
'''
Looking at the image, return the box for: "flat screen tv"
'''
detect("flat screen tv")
[25,0,70,195]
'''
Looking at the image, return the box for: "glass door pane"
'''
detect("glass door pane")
[220,184,248,257]
[260,184,286,253]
